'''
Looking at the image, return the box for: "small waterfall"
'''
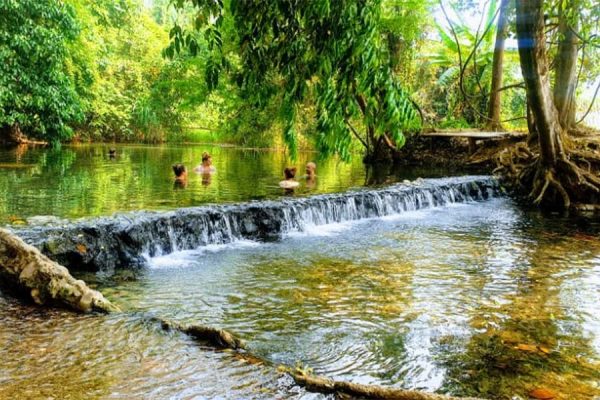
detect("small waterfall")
[15,176,502,272]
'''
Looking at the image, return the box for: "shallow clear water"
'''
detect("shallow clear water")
[1,198,599,399]
[0,143,459,222]
[1,145,599,399]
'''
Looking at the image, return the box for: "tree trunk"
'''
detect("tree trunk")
[553,0,579,130]
[486,0,511,131]
[0,228,118,313]
[363,129,393,164]
[387,31,403,73]
[355,94,394,164]
[516,0,564,166]
[502,0,600,210]
[1,123,47,146]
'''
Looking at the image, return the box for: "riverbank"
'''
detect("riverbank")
[395,133,526,170]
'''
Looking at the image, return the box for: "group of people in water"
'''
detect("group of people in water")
[171,152,317,192]
[279,162,317,190]
[172,152,214,188]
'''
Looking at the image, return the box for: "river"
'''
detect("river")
[0,144,599,399]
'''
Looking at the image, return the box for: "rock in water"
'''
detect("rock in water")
[0,228,118,313]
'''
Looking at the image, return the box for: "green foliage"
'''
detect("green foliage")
[380,0,434,84]
[427,1,498,125]
[168,0,421,160]
[0,0,83,143]
[413,0,528,130]
[66,0,174,141]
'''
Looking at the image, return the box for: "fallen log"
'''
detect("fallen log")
[154,315,485,400]
[288,369,485,400]
[0,228,118,313]
[156,318,245,349]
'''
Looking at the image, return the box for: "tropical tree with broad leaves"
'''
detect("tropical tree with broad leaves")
[0,0,83,145]
[166,0,421,163]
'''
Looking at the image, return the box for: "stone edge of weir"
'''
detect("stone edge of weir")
[8,175,502,273]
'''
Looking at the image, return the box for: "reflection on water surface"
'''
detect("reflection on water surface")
[1,199,599,399]
[1,145,599,399]
[0,143,460,221]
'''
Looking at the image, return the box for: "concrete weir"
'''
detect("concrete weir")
[11,176,502,273]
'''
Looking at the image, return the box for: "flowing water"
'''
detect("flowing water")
[1,145,599,400]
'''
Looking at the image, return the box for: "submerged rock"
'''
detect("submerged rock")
[0,228,118,313]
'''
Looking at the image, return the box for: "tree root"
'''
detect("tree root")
[571,150,600,164]
[287,369,485,400]
[495,137,600,210]
[0,228,119,313]
[155,318,245,349]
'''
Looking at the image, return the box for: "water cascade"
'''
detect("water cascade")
[14,176,502,272]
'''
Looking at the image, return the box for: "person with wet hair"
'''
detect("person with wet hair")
[172,163,188,188]
[279,167,299,189]
[194,152,216,174]
[108,148,117,159]
[305,162,316,177]
[304,161,317,188]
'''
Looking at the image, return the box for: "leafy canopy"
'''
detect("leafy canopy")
[167,0,420,160]
[0,0,83,143]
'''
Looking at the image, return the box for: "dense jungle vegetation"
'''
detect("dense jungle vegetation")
[1,0,595,145]
[1,0,600,207]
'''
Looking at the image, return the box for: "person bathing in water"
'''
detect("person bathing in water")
[194,152,216,174]
[172,163,188,188]
[279,167,299,189]
[305,162,317,178]
[304,161,317,189]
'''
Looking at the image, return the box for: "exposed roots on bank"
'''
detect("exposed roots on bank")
[494,135,600,212]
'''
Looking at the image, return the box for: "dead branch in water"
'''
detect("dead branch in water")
[154,316,487,400]
[0,228,118,313]
[287,368,486,400]
[156,318,245,350]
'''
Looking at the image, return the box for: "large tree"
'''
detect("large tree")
[0,0,83,145]
[552,0,580,130]
[167,0,420,162]
[485,0,511,130]
[500,0,600,210]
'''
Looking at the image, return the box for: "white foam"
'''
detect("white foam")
[285,221,356,238]
[379,209,429,221]
[285,207,443,238]
[147,240,260,269]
